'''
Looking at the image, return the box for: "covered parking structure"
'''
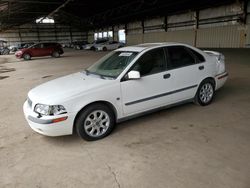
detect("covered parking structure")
[0,0,250,188]
[0,0,249,48]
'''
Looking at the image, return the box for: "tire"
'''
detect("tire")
[195,79,215,106]
[2,49,10,55]
[103,47,107,51]
[52,51,60,58]
[90,46,95,51]
[75,104,115,141]
[23,53,31,60]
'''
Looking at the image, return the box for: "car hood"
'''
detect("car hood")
[28,72,112,104]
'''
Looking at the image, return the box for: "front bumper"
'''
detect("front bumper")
[23,100,74,136]
[215,72,228,90]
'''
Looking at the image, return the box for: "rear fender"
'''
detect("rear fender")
[203,50,225,75]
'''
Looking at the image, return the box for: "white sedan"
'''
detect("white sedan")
[23,43,228,141]
[95,41,123,51]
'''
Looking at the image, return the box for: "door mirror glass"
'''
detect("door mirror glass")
[127,70,140,80]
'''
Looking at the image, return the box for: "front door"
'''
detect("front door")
[120,47,174,116]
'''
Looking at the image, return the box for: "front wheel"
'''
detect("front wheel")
[52,51,60,58]
[195,80,215,106]
[23,53,31,60]
[75,104,115,141]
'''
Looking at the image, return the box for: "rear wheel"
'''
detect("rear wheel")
[52,51,60,58]
[76,104,115,141]
[103,47,107,51]
[23,53,31,60]
[195,79,215,106]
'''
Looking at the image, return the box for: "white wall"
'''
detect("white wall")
[125,2,249,48]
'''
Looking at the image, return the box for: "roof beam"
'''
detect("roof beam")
[1,0,62,5]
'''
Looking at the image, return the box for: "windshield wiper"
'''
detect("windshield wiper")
[85,70,115,79]
[85,70,105,79]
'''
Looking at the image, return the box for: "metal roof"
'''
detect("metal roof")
[0,0,239,31]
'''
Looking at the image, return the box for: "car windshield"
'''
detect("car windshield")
[87,51,138,79]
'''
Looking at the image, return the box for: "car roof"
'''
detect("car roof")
[116,42,191,52]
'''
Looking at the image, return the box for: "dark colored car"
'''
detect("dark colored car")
[15,42,64,60]
[0,40,10,55]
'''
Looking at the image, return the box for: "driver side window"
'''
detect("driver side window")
[131,48,166,77]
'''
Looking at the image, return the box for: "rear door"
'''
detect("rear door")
[109,41,119,50]
[43,43,54,56]
[164,46,206,103]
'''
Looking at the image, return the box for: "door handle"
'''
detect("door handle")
[163,73,171,79]
[199,65,204,70]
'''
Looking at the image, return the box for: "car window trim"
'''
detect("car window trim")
[120,47,168,82]
[184,46,205,64]
[164,45,202,71]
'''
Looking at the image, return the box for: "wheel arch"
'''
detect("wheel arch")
[72,100,118,134]
[22,52,32,58]
[199,77,216,89]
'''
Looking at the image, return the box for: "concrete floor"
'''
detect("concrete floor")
[0,49,250,188]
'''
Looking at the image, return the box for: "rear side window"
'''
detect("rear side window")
[44,43,56,48]
[188,48,205,63]
[131,48,166,76]
[166,46,196,69]
[43,43,50,48]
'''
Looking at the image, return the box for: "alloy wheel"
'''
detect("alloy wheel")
[84,110,110,137]
[199,83,214,103]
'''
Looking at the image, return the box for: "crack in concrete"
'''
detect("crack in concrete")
[106,164,121,188]
[82,146,121,188]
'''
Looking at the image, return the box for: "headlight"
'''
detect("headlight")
[15,51,22,55]
[34,104,67,116]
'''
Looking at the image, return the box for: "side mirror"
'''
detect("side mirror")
[127,70,140,80]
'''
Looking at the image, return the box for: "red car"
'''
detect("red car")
[15,42,64,60]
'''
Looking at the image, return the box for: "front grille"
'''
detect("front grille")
[27,97,32,108]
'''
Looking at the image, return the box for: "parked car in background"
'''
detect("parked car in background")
[0,40,10,55]
[61,42,71,48]
[9,42,34,52]
[95,41,124,51]
[15,42,63,60]
[84,38,109,50]
[23,43,228,141]
[71,41,89,50]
